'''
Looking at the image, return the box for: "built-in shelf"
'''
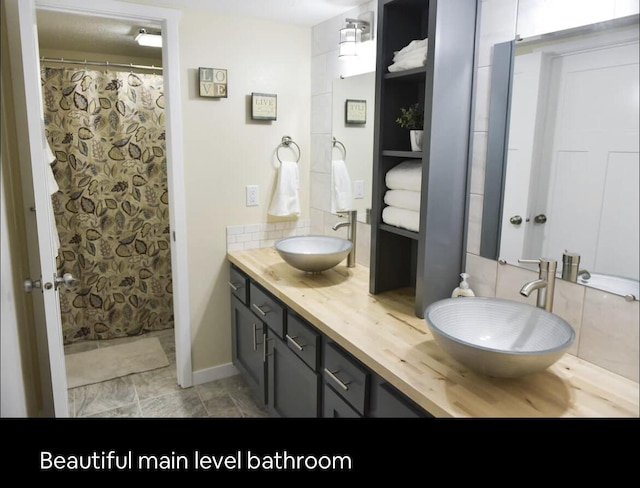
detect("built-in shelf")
[382,150,423,158]
[384,66,427,81]
[379,224,419,240]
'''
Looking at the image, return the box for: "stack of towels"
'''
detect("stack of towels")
[382,161,421,232]
[388,38,428,73]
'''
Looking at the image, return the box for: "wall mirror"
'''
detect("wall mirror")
[331,71,375,223]
[481,13,639,299]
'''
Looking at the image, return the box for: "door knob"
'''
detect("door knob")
[55,273,78,289]
[534,214,547,224]
[509,215,523,225]
[24,279,42,293]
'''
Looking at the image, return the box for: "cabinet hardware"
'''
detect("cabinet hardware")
[252,323,258,351]
[251,303,270,316]
[228,281,240,291]
[324,368,350,391]
[285,334,305,351]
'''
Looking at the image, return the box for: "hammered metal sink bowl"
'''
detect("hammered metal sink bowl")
[424,297,575,378]
[274,235,352,273]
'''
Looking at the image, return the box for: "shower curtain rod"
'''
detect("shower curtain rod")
[40,56,163,72]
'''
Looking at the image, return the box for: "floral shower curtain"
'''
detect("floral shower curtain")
[42,67,173,343]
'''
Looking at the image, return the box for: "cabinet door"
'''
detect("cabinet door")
[267,335,320,418]
[369,380,430,418]
[231,296,266,405]
[323,384,361,418]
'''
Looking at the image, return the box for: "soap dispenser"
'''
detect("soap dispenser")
[451,273,475,298]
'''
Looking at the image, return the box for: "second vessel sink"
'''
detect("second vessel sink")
[275,235,353,273]
[424,297,575,378]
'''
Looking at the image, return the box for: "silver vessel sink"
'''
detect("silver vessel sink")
[274,235,353,273]
[424,297,575,378]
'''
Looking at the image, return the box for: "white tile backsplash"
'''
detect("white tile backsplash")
[226,220,310,251]
[476,0,518,68]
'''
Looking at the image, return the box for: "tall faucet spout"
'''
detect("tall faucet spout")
[520,279,547,297]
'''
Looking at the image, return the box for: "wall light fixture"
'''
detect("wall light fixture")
[339,11,374,57]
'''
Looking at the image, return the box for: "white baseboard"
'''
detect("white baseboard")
[191,362,239,386]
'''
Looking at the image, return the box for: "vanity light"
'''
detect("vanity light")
[135,28,162,48]
[339,12,374,58]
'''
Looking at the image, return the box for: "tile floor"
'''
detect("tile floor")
[64,328,269,418]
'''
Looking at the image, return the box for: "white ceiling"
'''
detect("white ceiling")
[37,0,367,60]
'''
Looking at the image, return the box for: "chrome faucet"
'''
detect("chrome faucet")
[332,210,357,268]
[518,257,557,312]
[561,251,591,282]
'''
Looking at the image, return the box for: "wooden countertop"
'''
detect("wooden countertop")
[227,247,639,418]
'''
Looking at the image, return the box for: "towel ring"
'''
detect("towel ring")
[332,137,347,160]
[276,135,300,164]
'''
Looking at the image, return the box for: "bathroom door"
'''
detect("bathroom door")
[11,0,69,416]
[534,39,639,276]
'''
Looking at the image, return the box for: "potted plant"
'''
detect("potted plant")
[396,102,424,151]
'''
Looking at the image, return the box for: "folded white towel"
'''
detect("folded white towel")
[385,160,422,191]
[331,159,353,214]
[393,38,428,60]
[384,189,421,212]
[382,206,420,232]
[388,38,428,72]
[268,160,301,217]
[388,47,428,72]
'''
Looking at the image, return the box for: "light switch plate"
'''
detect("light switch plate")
[354,180,364,199]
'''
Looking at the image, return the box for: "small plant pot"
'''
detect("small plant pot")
[410,130,423,151]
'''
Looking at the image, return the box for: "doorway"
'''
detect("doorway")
[10,0,191,416]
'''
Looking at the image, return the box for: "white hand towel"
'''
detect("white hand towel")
[268,160,301,217]
[385,160,422,191]
[331,159,353,214]
[388,48,428,72]
[384,189,421,212]
[382,206,420,233]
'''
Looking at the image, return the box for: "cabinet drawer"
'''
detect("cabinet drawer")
[249,282,285,338]
[285,313,320,372]
[323,342,370,415]
[228,265,249,305]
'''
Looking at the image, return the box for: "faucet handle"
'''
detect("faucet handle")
[519,257,557,272]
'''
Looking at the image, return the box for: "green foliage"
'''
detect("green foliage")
[395,102,424,130]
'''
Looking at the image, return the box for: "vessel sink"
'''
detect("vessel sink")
[424,297,575,378]
[274,235,352,273]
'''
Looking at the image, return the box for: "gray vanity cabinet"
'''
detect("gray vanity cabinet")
[231,295,267,405]
[267,334,321,417]
[229,263,432,418]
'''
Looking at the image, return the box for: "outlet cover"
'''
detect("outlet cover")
[354,180,364,199]
[246,185,259,206]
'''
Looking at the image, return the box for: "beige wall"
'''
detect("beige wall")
[178,10,310,371]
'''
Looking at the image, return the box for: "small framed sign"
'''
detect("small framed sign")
[251,92,277,120]
[345,99,366,124]
[199,67,227,98]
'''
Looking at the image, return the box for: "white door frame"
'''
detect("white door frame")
[22,0,192,412]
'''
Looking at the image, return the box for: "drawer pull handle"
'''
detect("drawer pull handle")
[286,334,304,351]
[324,368,350,391]
[252,323,258,351]
[251,303,270,316]
[228,281,241,291]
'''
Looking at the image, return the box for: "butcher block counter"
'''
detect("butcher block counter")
[227,247,639,418]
